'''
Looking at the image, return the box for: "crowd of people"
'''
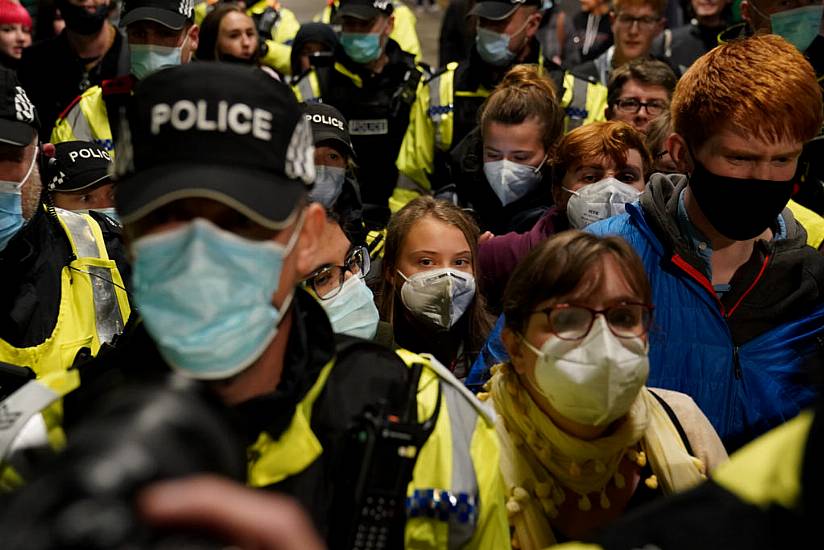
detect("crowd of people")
[1,0,823,548]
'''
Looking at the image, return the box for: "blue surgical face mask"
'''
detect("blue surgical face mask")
[0,146,38,253]
[130,37,187,80]
[132,215,304,379]
[319,275,380,339]
[309,165,346,208]
[475,26,518,66]
[482,155,546,206]
[769,5,824,52]
[340,29,384,64]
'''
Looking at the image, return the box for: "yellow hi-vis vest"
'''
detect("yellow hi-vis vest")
[247,0,300,76]
[0,208,130,379]
[315,0,423,61]
[246,348,509,549]
[787,199,824,250]
[394,62,608,197]
[51,85,115,157]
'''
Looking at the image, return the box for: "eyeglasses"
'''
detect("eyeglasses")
[303,245,371,300]
[615,13,662,29]
[532,303,654,340]
[614,98,667,116]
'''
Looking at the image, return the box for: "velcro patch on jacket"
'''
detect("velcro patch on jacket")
[349,119,389,136]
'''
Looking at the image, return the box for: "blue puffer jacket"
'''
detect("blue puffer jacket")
[469,176,824,450]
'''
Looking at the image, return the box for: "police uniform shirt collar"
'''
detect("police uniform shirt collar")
[115,63,314,229]
[230,288,337,444]
[0,68,38,147]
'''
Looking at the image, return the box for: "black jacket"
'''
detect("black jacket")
[18,27,130,140]
[66,289,417,539]
[653,21,726,75]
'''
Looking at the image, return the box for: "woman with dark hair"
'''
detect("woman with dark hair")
[375,196,492,378]
[486,230,726,548]
[196,3,258,64]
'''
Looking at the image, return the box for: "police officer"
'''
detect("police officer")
[292,0,425,210]
[395,0,609,205]
[50,0,199,156]
[68,62,508,548]
[44,140,118,221]
[315,0,423,61]
[0,70,130,487]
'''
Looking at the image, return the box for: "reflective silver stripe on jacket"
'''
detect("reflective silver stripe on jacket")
[296,76,318,102]
[58,210,125,345]
[427,74,452,150]
[566,77,590,131]
[442,380,480,550]
[63,99,94,142]
[0,381,59,462]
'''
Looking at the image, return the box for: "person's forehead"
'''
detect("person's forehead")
[619,79,670,99]
[402,216,469,253]
[616,3,659,15]
[220,12,253,29]
[315,222,351,266]
[572,150,642,171]
[704,125,803,154]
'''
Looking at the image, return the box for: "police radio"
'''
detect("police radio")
[330,363,441,550]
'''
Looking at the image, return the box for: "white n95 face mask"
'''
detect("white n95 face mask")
[399,268,476,330]
[483,157,545,206]
[320,275,380,340]
[521,316,649,426]
[564,177,642,229]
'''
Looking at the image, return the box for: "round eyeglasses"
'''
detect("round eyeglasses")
[303,245,370,300]
[532,303,654,340]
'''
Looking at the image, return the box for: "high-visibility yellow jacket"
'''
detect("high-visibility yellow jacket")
[788,199,824,250]
[315,0,422,61]
[248,344,510,549]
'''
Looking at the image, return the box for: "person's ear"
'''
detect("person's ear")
[605,104,613,121]
[186,24,200,59]
[667,133,691,173]
[293,202,326,276]
[524,10,542,38]
[385,15,395,37]
[609,10,618,29]
[502,327,527,374]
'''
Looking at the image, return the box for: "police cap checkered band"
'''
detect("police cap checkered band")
[0,68,38,147]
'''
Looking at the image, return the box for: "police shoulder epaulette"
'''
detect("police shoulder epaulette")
[102,75,136,96]
[423,61,458,84]
[566,69,600,85]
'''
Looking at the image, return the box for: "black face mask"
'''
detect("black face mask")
[57,0,109,36]
[688,156,796,241]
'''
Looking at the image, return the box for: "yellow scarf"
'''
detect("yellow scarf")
[486,363,706,549]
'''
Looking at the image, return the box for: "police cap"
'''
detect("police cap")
[47,141,112,192]
[303,102,355,159]
[337,0,394,20]
[121,0,195,30]
[115,63,315,230]
[0,68,37,147]
[469,0,542,21]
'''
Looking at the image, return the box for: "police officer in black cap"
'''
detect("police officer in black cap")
[65,61,508,549]
[292,0,425,211]
[45,140,119,222]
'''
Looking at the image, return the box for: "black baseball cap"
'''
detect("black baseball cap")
[303,103,354,159]
[46,141,112,192]
[469,0,542,20]
[337,0,394,20]
[115,63,315,230]
[0,68,38,147]
[121,0,195,30]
